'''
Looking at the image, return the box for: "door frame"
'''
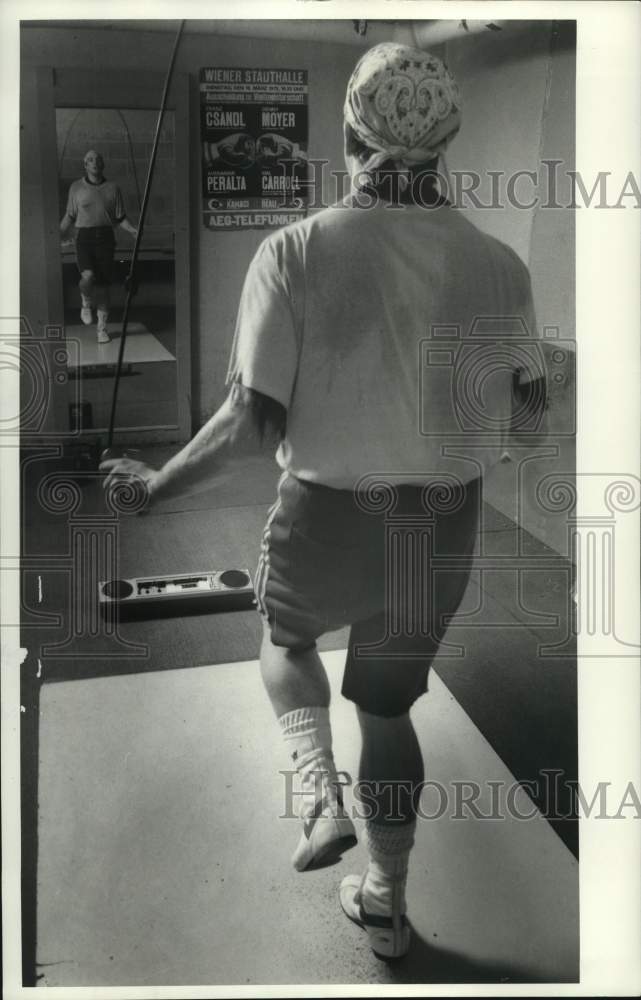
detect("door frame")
[36,66,192,443]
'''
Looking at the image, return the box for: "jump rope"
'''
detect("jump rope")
[102,19,184,460]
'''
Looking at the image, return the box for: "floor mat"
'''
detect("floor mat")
[65,323,176,365]
[35,652,579,987]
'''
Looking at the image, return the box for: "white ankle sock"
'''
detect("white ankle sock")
[278,705,333,768]
[81,295,92,309]
[279,706,342,817]
[361,821,416,917]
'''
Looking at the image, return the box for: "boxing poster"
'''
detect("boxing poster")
[200,67,309,230]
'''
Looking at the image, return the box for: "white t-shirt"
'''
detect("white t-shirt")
[66,177,126,229]
[227,196,545,489]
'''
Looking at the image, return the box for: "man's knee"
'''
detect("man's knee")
[260,618,318,655]
[262,631,317,657]
[79,270,95,292]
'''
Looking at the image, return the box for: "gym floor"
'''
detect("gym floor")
[21,450,579,986]
[63,300,179,432]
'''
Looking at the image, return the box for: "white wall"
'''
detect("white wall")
[444,20,576,553]
[444,20,575,342]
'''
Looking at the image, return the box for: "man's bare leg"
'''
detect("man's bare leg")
[259,624,356,870]
[357,709,423,825]
[78,269,95,325]
[259,626,330,716]
[95,285,110,343]
[339,708,421,959]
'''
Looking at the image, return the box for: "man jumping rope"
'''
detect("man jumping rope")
[60,149,138,344]
[102,44,546,960]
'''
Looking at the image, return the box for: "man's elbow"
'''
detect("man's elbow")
[227,382,286,450]
[228,382,287,446]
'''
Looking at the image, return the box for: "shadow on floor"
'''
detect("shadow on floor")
[385,927,576,984]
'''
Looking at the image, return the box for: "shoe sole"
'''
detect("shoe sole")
[303,832,358,870]
[342,909,409,961]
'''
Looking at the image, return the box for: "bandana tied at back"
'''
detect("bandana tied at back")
[344,42,461,190]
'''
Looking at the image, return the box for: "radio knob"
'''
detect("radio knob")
[218,570,250,589]
[102,579,134,600]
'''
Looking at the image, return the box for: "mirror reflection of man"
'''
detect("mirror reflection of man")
[60,150,138,344]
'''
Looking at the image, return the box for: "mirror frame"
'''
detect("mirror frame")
[34,66,192,443]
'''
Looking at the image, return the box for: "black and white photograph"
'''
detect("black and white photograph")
[1,2,640,996]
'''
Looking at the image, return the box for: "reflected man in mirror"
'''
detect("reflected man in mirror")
[60,149,138,344]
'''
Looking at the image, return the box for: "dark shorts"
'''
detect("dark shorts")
[255,472,481,717]
[76,226,116,286]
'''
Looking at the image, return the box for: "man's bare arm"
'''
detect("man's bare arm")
[118,217,138,238]
[60,213,75,236]
[100,383,285,504]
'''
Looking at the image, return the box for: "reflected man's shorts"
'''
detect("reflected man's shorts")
[76,226,116,286]
[255,472,481,717]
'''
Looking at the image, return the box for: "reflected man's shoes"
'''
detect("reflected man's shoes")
[96,313,110,344]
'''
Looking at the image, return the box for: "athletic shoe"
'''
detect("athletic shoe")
[96,325,111,344]
[291,771,357,872]
[339,873,411,960]
[80,307,93,325]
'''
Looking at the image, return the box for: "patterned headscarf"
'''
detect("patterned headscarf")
[344,43,461,186]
